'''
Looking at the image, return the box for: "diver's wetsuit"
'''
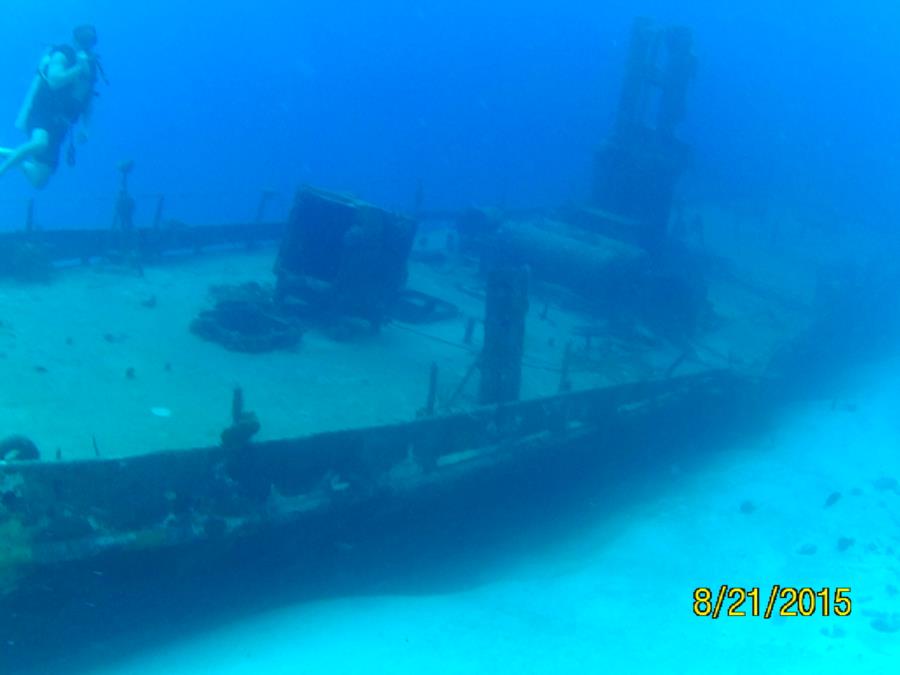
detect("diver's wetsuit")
[25,45,92,171]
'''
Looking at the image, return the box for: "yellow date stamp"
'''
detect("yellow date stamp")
[693,586,852,619]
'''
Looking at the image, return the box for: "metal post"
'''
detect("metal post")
[153,195,165,229]
[479,264,529,405]
[558,342,573,393]
[255,189,276,224]
[463,317,476,345]
[424,362,439,416]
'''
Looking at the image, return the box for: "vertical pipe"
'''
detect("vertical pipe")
[463,317,476,345]
[255,190,275,224]
[558,342,573,393]
[479,264,529,405]
[425,362,438,416]
[153,195,165,229]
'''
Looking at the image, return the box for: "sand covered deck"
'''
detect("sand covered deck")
[0,237,807,461]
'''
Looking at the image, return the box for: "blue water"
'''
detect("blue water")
[2,2,898,227]
[2,2,900,673]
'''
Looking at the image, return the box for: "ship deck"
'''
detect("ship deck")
[0,227,809,461]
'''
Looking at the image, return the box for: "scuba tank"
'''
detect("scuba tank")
[16,45,108,131]
[15,47,73,130]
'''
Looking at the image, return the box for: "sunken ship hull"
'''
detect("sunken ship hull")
[2,175,889,614]
[3,19,898,672]
[1,370,763,592]
[0,368,776,674]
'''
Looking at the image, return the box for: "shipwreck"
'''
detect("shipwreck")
[1,18,897,674]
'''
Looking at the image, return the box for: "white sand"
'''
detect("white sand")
[79,356,900,674]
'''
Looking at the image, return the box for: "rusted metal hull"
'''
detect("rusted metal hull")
[0,371,764,597]
[0,222,284,275]
[0,369,788,673]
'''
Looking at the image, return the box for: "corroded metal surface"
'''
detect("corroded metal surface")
[0,222,284,276]
[0,370,751,592]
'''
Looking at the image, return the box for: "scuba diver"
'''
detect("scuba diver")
[0,24,107,189]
